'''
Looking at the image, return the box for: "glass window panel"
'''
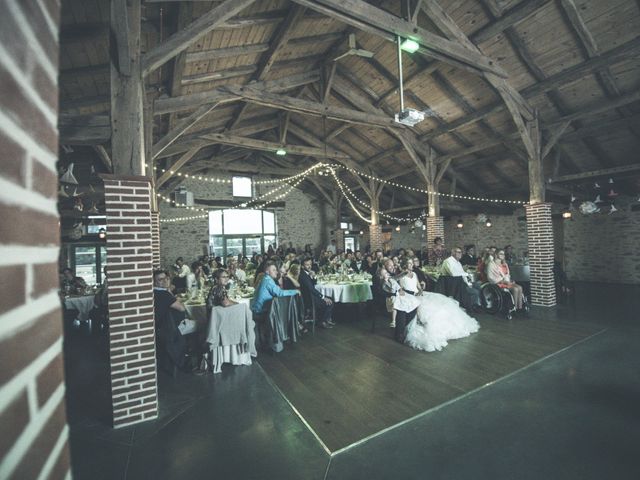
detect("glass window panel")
[264,235,276,251]
[222,209,262,235]
[87,224,106,234]
[74,246,98,285]
[345,237,356,252]
[245,237,262,257]
[225,237,244,257]
[232,176,252,197]
[209,210,223,234]
[340,222,349,230]
[263,211,275,234]
[210,236,224,259]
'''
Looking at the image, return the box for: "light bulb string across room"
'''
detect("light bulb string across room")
[150,160,527,207]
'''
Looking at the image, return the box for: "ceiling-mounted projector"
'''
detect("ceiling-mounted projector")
[395,108,425,127]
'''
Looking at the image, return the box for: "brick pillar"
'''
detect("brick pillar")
[334,229,345,252]
[525,203,556,307]
[0,1,72,478]
[151,210,160,268]
[369,224,383,251]
[426,216,445,245]
[103,176,158,428]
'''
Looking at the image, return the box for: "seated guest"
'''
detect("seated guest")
[487,250,524,310]
[379,267,419,343]
[363,254,376,275]
[285,242,297,254]
[172,257,190,293]
[61,268,75,294]
[153,269,188,372]
[427,237,448,266]
[299,257,334,329]
[277,264,288,289]
[251,262,299,319]
[353,250,364,273]
[441,247,482,311]
[206,269,237,313]
[201,255,211,276]
[460,244,477,267]
[326,239,337,255]
[304,244,313,256]
[283,264,301,291]
[411,256,428,291]
[230,261,247,284]
[187,262,206,291]
[504,245,515,265]
[74,276,88,295]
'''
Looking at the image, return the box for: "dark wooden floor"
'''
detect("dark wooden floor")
[258,311,604,452]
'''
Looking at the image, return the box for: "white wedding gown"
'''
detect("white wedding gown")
[405,292,479,352]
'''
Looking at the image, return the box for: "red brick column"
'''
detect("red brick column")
[369,224,383,251]
[334,229,345,252]
[103,176,158,428]
[151,210,160,268]
[525,203,556,307]
[426,216,445,246]
[0,1,72,478]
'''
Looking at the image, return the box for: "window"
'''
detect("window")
[209,209,277,257]
[232,176,252,197]
[340,222,353,230]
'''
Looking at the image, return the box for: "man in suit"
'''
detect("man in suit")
[300,257,335,329]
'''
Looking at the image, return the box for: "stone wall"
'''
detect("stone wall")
[564,198,640,284]
[444,210,529,256]
[159,178,330,267]
[388,225,425,251]
[0,1,72,478]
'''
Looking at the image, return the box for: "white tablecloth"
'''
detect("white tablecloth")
[64,295,95,321]
[315,282,372,303]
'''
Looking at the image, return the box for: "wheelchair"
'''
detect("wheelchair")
[480,283,529,320]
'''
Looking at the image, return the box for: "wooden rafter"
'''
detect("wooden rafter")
[152,103,219,159]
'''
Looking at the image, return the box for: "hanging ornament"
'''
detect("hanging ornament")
[594,195,603,204]
[414,219,423,227]
[87,202,99,214]
[594,182,601,189]
[476,213,488,224]
[608,178,614,184]
[609,204,618,215]
[58,184,68,198]
[60,163,78,185]
[579,201,600,215]
[570,195,576,202]
[607,189,618,198]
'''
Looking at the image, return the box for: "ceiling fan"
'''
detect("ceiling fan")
[333,34,374,61]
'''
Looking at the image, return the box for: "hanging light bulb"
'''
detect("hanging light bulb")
[562,210,572,219]
[594,182,601,189]
[98,228,106,239]
[608,178,614,184]
[456,219,464,228]
[359,230,364,235]
[395,225,401,232]
[486,218,492,227]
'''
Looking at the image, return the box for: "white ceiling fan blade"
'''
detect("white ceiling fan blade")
[353,48,374,58]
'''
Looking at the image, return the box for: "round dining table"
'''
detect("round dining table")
[315,282,372,303]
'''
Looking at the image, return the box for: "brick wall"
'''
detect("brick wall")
[425,216,445,246]
[103,177,158,428]
[151,211,160,268]
[444,210,528,255]
[526,203,556,307]
[564,198,640,284]
[388,224,426,251]
[369,224,383,251]
[0,1,71,478]
[334,229,345,252]
[159,178,330,266]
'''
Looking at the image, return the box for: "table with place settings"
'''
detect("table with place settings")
[314,274,373,303]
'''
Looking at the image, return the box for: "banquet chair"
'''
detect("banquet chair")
[480,283,529,320]
[301,296,316,335]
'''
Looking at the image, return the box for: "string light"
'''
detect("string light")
[160,213,208,223]
[329,167,372,224]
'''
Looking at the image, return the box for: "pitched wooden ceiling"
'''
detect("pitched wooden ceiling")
[58,0,640,217]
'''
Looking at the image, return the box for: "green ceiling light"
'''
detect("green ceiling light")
[400,38,420,53]
[276,148,287,156]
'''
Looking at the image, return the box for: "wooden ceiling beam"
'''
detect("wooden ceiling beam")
[470,0,552,44]
[290,0,508,78]
[549,164,640,183]
[152,103,219,159]
[153,70,320,114]
[199,133,351,160]
[141,0,257,77]
[59,114,111,145]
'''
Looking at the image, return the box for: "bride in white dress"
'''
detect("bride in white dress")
[405,291,480,353]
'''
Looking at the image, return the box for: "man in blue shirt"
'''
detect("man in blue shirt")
[251,261,299,316]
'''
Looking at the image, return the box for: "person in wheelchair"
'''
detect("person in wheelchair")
[486,250,524,311]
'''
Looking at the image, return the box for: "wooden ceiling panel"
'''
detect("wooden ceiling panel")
[577,0,640,49]
[445,0,494,37]
[553,75,607,113]
[607,59,640,93]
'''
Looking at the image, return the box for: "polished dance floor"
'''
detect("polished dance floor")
[66,282,640,479]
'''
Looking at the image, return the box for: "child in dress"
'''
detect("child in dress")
[379,268,420,328]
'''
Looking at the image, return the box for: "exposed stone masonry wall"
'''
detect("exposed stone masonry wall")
[159,178,330,267]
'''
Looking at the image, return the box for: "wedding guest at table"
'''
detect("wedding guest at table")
[74,276,88,295]
[153,269,189,373]
[283,263,301,291]
[411,256,428,291]
[441,247,482,311]
[304,244,313,256]
[487,249,524,310]
[285,242,297,254]
[187,262,206,291]
[427,237,448,266]
[230,260,247,284]
[392,255,401,271]
[379,267,419,343]
[172,257,190,293]
[206,269,237,312]
[267,244,276,257]
[300,257,334,329]
[61,268,76,295]
[460,244,477,267]
[201,255,211,276]
[352,250,364,273]
[252,262,299,320]
[504,245,515,265]
[276,264,288,289]
[326,239,337,255]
